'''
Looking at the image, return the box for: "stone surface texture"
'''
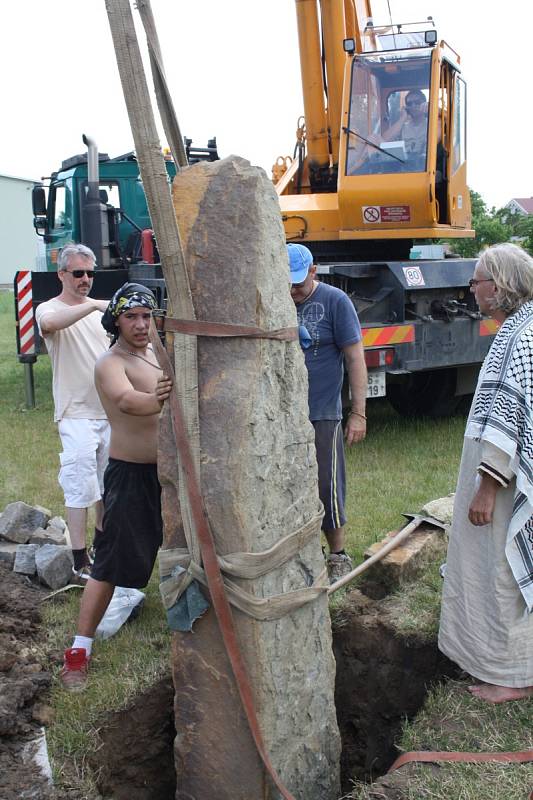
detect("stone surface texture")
[47,516,66,532]
[13,544,40,576]
[29,527,67,547]
[35,545,72,590]
[0,503,50,544]
[422,494,455,525]
[363,525,447,596]
[164,156,341,799]
[0,543,18,567]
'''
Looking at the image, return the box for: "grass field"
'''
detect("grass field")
[351,677,533,799]
[2,290,531,799]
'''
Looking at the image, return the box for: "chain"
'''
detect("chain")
[116,341,163,370]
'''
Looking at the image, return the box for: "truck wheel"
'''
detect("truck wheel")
[387,369,461,418]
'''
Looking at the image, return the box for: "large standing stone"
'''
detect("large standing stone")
[0,502,50,544]
[35,545,73,590]
[162,156,341,799]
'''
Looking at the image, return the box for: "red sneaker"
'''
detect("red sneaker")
[60,648,90,693]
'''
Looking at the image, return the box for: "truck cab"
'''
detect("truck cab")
[32,151,176,271]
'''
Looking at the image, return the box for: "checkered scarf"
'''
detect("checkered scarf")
[466,300,533,611]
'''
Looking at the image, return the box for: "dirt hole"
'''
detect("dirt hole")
[332,588,457,794]
[89,677,176,800]
[88,589,456,799]
[1,563,455,799]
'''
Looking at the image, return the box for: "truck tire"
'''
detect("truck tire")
[387,368,461,418]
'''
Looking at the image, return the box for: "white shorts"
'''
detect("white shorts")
[57,419,110,508]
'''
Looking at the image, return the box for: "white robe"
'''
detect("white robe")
[438,438,533,687]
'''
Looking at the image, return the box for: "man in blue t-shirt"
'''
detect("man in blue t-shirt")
[288,243,367,582]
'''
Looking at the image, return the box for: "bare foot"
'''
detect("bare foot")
[468,682,533,703]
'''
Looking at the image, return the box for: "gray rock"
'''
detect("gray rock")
[29,526,67,546]
[14,544,40,576]
[422,494,455,525]
[0,542,19,568]
[34,504,52,518]
[0,502,51,544]
[63,524,71,547]
[48,516,66,532]
[35,545,73,590]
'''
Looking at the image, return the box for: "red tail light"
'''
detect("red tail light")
[364,348,394,368]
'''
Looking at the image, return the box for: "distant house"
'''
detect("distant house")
[504,197,533,216]
[0,173,42,286]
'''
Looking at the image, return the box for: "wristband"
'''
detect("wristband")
[348,410,366,420]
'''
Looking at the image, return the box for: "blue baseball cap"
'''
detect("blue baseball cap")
[287,243,313,284]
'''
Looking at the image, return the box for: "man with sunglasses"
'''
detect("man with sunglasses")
[385,89,429,159]
[35,243,110,582]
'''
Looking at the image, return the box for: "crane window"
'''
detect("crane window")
[452,78,466,172]
[346,51,432,176]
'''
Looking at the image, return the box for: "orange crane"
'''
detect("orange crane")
[273,0,489,418]
[277,0,471,249]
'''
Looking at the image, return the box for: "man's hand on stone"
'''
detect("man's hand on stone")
[344,413,366,446]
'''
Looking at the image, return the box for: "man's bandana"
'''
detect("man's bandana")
[102,282,157,343]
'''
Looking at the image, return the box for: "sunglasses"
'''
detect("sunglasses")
[468,278,494,288]
[64,269,95,278]
[405,101,423,108]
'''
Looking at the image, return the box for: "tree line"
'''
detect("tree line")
[448,191,533,258]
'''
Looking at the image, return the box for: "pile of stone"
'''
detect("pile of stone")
[0,501,73,591]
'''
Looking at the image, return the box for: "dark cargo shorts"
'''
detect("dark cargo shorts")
[312,419,347,531]
[91,458,162,588]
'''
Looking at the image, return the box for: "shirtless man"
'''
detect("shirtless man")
[60,283,172,692]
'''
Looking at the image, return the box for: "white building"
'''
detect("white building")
[504,197,533,217]
[0,173,43,286]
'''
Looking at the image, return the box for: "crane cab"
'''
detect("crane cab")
[278,10,472,249]
[339,38,470,237]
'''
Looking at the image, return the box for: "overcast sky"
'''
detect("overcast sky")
[2,0,531,210]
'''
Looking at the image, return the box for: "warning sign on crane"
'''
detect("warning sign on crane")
[362,205,411,224]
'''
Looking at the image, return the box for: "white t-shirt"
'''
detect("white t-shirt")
[402,116,427,155]
[36,297,109,422]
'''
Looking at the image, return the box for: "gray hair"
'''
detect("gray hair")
[57,243,96,271]
[478,242,533,315]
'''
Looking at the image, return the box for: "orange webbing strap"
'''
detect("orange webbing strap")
[149,321,296,800]
[160,314,298,342]
[388,748,533,772]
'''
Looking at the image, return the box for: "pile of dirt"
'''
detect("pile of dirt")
[0,559,176,800]
[0,562,56,800]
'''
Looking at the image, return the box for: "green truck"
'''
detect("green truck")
[14,135,217,405]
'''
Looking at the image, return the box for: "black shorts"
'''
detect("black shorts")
[312,419,347,531]
[91,458,162,589]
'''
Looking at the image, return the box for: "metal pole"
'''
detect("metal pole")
[24,362,35,409]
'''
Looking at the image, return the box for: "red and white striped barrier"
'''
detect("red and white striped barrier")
[15,271,36,356]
